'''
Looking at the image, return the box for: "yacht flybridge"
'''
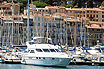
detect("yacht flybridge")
[21,37,71,67]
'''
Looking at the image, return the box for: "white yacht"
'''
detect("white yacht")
[21,37,71,67]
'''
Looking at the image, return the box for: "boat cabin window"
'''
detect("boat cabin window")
[36,49,43,52]
[30,50,35,53]
[55,49,60,52]
[24,50,28,53]
[43,49,50,52]
[29,42,35,45]
[50,49,56,52]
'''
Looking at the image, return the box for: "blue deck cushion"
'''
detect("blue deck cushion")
[61,46,66,50]
[69,47,76,51]
[6,49,12,52]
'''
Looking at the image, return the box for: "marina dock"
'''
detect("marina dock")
[70,61,104,66]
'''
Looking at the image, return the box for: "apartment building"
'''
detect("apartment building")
[0,15,24,46]
[1,2,104,47]
[0,1,20,16]
[23,6,104,46]
[85,21,104,46]
[23,10,66,45]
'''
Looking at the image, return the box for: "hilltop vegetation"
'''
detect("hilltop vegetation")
[3,0,104,13]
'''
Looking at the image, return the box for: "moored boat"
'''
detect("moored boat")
[21,37,71,67]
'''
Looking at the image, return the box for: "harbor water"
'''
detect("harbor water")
[0,64,104,69]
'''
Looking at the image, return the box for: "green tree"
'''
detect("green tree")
[60,4,66,7]
[19,3,24,13]
[74,3,78,8]
[44,0,62,6]
[101,1,104,6]
[73,0,77,7]
[78,0,81,8]
[33,1,50,8]
[87,0,93,8]
[66,4,73,8]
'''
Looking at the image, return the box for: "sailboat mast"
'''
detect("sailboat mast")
[0,8,3,47]
[80,7,83,47]
[7,9,10,46]
[17,0,19,45]
[27,0,30,41]
[74,13,77,47]
[65,12,68,49]
[84,4,87,47]
[12,2,14,45]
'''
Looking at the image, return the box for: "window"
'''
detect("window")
[29,42,35,44]
[97,29,100,31]
[93,15,95,17]
[36,49,43,52]
[49,9,52,13]
[52,58,55,60]
[46,10,48,12]
[56,9,57,12]
[100,34,102,38]
[102,19,104,22]
[24,28,26,31]
[50,49,56,52]
[63,9,64,12]
[38,23,40,26]
[38,17,40,21]
[24,33,26,36]
[92,29,94,31]
[43,57,45,59]
[102,15,104,18]
[90,11,92,13]
[30,50,34,53]
[66,11,68,13]
[55,49,60,52]
[87,15,89,17]
[43,49,50,52]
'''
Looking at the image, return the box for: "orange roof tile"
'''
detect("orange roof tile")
[89,21,104,24]
[85,25,102,29]
[3,16,12,21]
[64,18,81,22]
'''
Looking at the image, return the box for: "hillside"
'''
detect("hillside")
[2,0,104,13]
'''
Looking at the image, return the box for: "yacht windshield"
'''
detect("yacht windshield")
[29,42,35,45]
[55,49,60,52]
[34,38,52,44]
[36,49,43,52]
[50,49,56,52]
[43,49,50,52]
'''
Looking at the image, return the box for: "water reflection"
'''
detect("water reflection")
[0,64,104,69]
[21,65,67,69]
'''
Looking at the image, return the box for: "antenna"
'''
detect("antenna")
[27,0,30,41]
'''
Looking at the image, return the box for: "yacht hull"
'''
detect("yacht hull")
[21,57,71,67]
[0,59,4,63]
